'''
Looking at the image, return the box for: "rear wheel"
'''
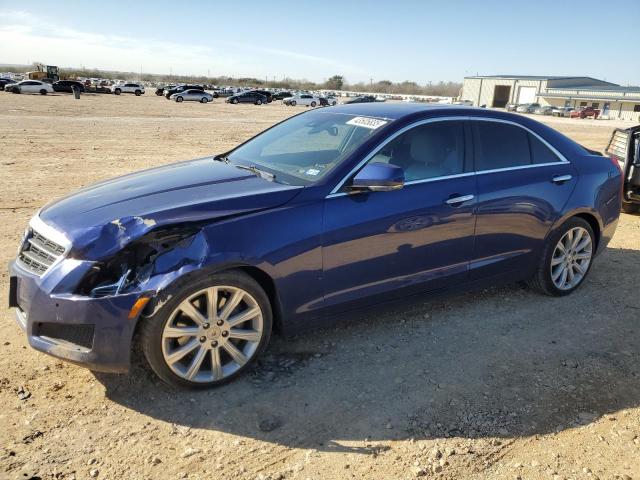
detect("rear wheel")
[140,270,272,389]
[310,101,316,107]
[255,99,262,105]
[528,217,595,296]
[40,89,47,95]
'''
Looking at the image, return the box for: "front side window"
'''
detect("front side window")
[363,121,466,182]
[228,111,389,185]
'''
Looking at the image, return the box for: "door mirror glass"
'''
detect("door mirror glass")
[350,163,404,192]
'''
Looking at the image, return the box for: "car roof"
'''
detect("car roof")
[327,102,489,120]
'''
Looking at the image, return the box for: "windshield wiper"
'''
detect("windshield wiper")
[234,164,276,182]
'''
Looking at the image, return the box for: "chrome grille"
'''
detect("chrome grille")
[17,227,66,275]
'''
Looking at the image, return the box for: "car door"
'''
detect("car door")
[322,119,477,312]
[22,81,37,93]
[469,119,577,280]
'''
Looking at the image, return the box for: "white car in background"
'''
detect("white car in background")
[9,80,54,95]
[283,94,320,107]
[170,89,215,103]
[111,83,145,96]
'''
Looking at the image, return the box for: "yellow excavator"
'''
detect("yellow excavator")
[27,63,59,82]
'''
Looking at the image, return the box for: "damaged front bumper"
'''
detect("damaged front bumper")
[9,259,145,373]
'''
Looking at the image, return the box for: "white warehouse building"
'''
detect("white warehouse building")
[461,75,640,121]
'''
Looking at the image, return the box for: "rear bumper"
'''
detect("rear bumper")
[9,260,143,373]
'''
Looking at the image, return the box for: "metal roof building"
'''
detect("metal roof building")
[461,75,640,121]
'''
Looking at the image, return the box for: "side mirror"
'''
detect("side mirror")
[350,163,405,192]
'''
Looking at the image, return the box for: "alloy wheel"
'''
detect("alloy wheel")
[161,286,263,383]
[550,226,593,290]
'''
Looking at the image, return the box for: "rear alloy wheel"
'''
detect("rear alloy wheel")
[40,89,47,95]
[528,218,595,296]
[200,97,208,104]
[176,96,183,103]
[290,100,296,106]
[135,90,141,96]
[311,101,316,107]
[141,271,272,388]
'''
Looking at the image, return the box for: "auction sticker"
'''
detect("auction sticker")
[346,116,388,129]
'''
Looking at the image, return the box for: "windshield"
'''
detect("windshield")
[227,111,390,185]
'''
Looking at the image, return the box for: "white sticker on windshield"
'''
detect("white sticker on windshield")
[346,116,388,130]
[306,168,320,176]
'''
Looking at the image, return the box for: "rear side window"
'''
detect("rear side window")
[529,134,560,164]
[473,122,531,170]
[473,121,560,170]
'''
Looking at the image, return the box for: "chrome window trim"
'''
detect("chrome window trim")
[326,115,569,199]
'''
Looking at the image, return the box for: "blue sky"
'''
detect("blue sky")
[0,0,638,85]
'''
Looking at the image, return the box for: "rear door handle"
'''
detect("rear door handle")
[445,194,475,205]
[552,174,572,184]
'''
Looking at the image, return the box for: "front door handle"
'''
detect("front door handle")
[445,194,475,205]
[552,174,572,184]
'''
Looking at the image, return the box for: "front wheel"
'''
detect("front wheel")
[176,96,183,103]
[255,99,262,105]
[200,97,208,104]
[140,270,272,388]
[135,90,142,96]
[114,89,121,95]
[290,100,296,106]
[528,217,595,296]
[232,98,239,104]
[40,89,47,95]
[310,101,316,107]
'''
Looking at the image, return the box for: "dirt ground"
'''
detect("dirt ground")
[1,92,639,480]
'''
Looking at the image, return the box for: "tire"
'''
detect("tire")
[176,96,183,103]
[332,101,337,106]
[255,99,262,105]
[140,270,273,389]
[527,217,595,296]
[40,89,47,95]
[12,87,20,94]
[310,101,316,107]
[232,98,239,104]
[290,100,296,106]
[135,90,141,96]
[621,202,640,214]
[200,97,208,104]
[114,89,121,95]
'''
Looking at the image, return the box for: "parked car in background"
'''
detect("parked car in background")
[283,94,320,107]
[533,105,554,115]
[570,107,600,119]
[52,80,85,93]
[319,96,338,107]
[111,83,145,96]
[605,124,640,213]
[272,91,293,101]
[344,95,377,104]
[8,104,621,388]
[9,80,54,95]
[505,102,519,111]
[164,85,206,99]
[170,89,215,103]
[249,90,273,103]
[516,103,540,113]
[226,91,268,105]
[156,85,175,96]
[551,106,575,117]
[0,78,17,91]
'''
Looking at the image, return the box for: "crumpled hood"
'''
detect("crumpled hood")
[39,157,302,260]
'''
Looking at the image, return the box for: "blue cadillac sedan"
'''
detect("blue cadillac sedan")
[9,103,621,388]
